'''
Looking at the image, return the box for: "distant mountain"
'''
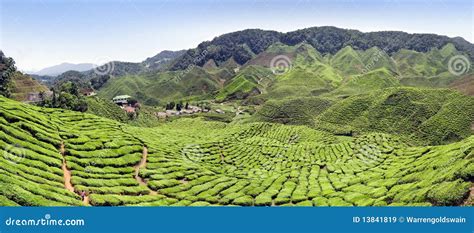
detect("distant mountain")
[143,50,186,71]
[33,62,94,76]
[170,26,474,71]
[98,42,473,105]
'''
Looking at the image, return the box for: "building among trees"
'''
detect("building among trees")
[112,95,132,105]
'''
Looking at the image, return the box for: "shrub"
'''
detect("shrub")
[427,180,470,206]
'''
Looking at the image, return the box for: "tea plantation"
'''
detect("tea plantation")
[0,96,472,206]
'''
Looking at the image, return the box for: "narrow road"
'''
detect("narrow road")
[134,146,158,195]
[61,142,90,205]
[134,146,149,186]
[83,195,90,205]
[60,143,74,192]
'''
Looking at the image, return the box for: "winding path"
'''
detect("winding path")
[60,143,74,192]
[60,142,90,205]
[134,146,158,195]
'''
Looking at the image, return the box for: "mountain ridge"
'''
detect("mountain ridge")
[170,26,474,71]
[33,62,95,76]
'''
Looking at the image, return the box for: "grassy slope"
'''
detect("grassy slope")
[315,87,474,145]
[396,44,471,87]
[10,72,48,102]
[98,67,221,104]
[0,96,472,207]
[255,43,343,101]
[86,96,162,127]
[326,68,400,97]
[98,43,471,106]
[86,97,128,122]
[254,97,333,125]
[216,66,273,102]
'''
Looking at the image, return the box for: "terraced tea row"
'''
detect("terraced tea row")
[127,120,473,206]
[0,97,472,206]
[0,98,83,206]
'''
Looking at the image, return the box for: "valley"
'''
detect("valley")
[0,26,473,206]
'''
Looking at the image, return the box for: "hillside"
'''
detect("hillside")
[143,50,186,71]
[328,68,400,97]
[2,26,473,208]
[450,74,474,96]
[98,66,225,105]
[170,26,474,70]
[0,96,472,206]
[85,97,128,122]
[99,42,472,105]
[10,71,49,102]
[315,87,474,145]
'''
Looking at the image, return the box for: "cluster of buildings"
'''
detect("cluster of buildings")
[156,105,206,118]
[26,88,96,103]
[112,95,136,113]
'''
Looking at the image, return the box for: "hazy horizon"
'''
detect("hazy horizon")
[1,0,472,72]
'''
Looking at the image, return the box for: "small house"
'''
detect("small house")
[112,95,131,105]
[80,88,96,97]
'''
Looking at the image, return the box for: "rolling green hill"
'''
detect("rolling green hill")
[98,67,222,105]
[216,66,273,102]
[10,72,49,102]
[85,97,128,122]
[98,42,472,106]
[254,97,333,125]
[315,87,474,145]
[0,96,472,206]
[170,26,474,71]
[328,68,400,97]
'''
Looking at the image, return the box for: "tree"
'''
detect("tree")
[0,51,16,97]
[90,75,110,90]
[37,84,88,113]
[176,101,183,111]
[166,102,176,110]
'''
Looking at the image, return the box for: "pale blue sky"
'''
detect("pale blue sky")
[1,0,472,71]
